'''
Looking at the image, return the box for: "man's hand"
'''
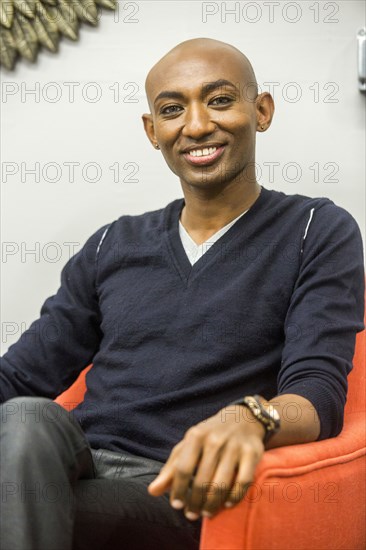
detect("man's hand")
[147,405,265,520]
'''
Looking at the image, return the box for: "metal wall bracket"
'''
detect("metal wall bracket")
[358,28,366,93]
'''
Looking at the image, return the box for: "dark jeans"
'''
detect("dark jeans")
[0,397,202,550]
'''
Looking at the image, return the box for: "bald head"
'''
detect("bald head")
[142,37,275,192]
[145,38,258,111]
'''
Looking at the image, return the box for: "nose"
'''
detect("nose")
[181,102,216,139]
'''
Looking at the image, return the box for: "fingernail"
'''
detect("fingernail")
[185,511,200,520]
[171,499,184,509]
[225,501,234,508]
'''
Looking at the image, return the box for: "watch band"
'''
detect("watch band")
[228,394,281,445]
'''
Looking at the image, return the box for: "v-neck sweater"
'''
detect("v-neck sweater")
[1,187,364,462]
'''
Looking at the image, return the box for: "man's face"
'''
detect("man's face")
[144,49,262,191]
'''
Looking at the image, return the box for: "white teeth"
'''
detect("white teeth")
[189,147,217,157]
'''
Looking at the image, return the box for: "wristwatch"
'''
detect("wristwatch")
[228,394,281,445]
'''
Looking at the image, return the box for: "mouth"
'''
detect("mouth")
[182,145,226,166]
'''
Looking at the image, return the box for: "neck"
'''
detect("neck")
[179,181,262,236]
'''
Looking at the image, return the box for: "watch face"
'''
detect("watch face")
[242,395,281,431]
[266,405,280,422]
[254,396,280,428]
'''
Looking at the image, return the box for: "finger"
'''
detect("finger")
[197,445,240,517]
[170,429,203,510]
[148,443,183,496]
[185,443,230,517]
[148,464,174,496]
[224,443,262,508]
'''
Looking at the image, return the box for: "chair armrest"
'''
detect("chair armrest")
[200,413,366,550]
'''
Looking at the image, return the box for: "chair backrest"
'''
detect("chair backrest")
[54,364,92,410]
[345,322,365,414]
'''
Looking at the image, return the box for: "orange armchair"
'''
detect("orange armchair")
[55,323,366,550]
[200,322,366,550]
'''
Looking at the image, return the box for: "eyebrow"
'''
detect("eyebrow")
[201,79,239,96]
[153,79,239,106]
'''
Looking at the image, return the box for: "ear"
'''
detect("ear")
[142,113,158,148]
[255,92,275,132]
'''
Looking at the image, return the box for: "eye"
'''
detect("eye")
[160,104,183,116]
[209,95,235,106]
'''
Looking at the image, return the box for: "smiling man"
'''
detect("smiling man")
[0,38,364,550]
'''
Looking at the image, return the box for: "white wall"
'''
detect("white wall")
[1,0,365,353]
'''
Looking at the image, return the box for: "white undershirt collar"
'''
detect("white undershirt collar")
[179,209,248,265]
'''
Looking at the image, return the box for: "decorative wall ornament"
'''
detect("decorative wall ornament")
[0,0,117,70]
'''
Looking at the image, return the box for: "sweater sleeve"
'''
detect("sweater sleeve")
[277,202,365,440]
[0,225,110,403]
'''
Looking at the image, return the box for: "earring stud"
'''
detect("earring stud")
[154,143,160,149]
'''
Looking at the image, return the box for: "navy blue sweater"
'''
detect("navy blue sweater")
[1,188,364,462]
